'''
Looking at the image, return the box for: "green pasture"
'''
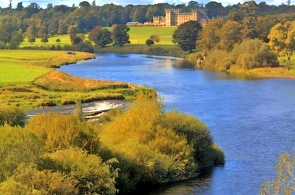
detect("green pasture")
[19,26,176,48]
[0,63,49,83]
[0,50,66,83]
[128,26,176,45]
[20,34,71,48]
[0,50,93,83]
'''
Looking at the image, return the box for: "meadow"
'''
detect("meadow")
[20,34,71,48]
[20,26,176,48]
[128,26,176,45]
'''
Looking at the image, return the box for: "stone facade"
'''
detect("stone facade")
[153,9,208,27]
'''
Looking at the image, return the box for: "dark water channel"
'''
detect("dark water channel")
[60,53,295,194]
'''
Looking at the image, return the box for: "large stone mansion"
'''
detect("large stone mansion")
[153,9,209,27]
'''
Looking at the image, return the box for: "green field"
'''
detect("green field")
[19,26,176,48]
[128,26,176,45]
[20,34,72,48]
[0,50,93,83]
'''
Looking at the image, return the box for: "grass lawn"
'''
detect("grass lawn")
[0,63,49,83]
[128,26,176,45]
[20,34,72,48]
[0,50,94,83]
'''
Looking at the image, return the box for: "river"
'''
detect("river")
[60,53,295,194]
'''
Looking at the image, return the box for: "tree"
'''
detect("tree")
[45,148,118,194]
[218,20,242,52]
[232,39,279,69]
[260,152,295,195]
[146,39,154,46]
[172,21,202,52]
[150,34,160,43]
[198,18,224,52]
[89,26,113,47]
[112,24,130,47]
[41,35,48,43]
[0,165,77,195]
[0,125,43,182]
[79,1,91,9]
[16,2,24,11]
[268,21,295,57]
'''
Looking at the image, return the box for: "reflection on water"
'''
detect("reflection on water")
[61,53,295,194]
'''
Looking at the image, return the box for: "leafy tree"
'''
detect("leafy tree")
[79,1,91,9]
[172,21,202,52]
[45,148,118,194]
[41,35,48,43]
[260,152,295,195]
[28,36,35,43]
[218,20,242,52]
[0,164,77,195]
[0,125,43,182]
[16,2,24,11]
[0,107,26,127]
[268,21,295,57]
[150,34,160,43]
[131,6,147,23]
[146,39,154,46]
[241,16,258,39]
[198,18,224,52]
[89,26,112,47]
[112,24,130,47]
[231,39,279,69]
[27,113,99,153]
[205,1,227,18]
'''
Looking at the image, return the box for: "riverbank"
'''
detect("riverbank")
[0,50,146,109]
[185,52,295,80]
[94,44,186,58]
[26,99,125,120]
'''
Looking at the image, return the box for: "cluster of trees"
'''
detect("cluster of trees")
[0,93,224,194]
[0,1,294,49]
[192,1,295,70]
[88,24,130,48]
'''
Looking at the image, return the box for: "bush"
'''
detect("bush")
[27,113,99,153]
[0,107,26,127]
[44,148,119,194]
[0,125,43,182]
[99,93,222,193]
[160,111,225,168]
[145,39,154,47]
[232,39,279,69]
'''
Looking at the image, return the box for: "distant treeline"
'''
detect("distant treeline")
[0,1,295,36]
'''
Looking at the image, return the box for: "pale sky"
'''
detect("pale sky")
[0,0,289,8]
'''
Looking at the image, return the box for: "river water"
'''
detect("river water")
[60,53,295,194]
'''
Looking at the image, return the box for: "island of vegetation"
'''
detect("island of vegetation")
[1,0,295,194]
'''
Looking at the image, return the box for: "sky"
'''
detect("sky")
[0,0,290,9]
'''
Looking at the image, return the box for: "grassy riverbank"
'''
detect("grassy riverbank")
[186,52,295,79]
[0,50,143,109]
